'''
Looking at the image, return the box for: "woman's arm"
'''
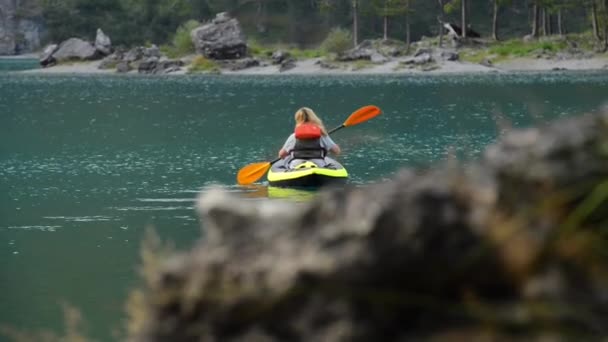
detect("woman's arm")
[279,134,295,158]
[278,148,289,158]
[322,135,340,155]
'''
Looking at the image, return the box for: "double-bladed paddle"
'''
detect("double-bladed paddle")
[236,105,382,185]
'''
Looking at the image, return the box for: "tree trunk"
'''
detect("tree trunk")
[592,1,600,41]
[352,0,359,47]
[540,7,546,36]
[383,15,388,40]
[255,0,266,34]
[557,9,563,35]
[603,0,608,52]
[531,4,539,37]
[438,0,445,47]
[492,0,499,40]
[605,0,608,51]
[461,0,467,38]
[405,0,411,51]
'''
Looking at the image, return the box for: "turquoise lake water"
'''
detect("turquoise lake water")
[1,60,608,340]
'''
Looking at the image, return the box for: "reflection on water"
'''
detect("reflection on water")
[239,184,318,201]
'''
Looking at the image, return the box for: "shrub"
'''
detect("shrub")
[188,55,219,73]
[248,39,273,57]
[288,47,325,59]
[321,27,353,54]
[171,20,200,57]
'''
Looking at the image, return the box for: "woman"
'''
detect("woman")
[278,107,341,159]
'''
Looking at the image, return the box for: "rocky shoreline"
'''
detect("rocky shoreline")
[5,12,608,76]
[10,53,608,76]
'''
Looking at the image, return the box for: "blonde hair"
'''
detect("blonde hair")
[294,107,328,135]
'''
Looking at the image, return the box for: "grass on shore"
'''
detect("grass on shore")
[248,40,325,60]
[188,55,220,73]
[460,32,602,64]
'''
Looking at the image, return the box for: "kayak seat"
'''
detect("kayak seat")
[295,161,318,169]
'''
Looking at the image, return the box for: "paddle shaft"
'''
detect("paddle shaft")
[269,124,346,165]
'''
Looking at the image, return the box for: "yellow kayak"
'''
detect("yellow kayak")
[267,157,348,188]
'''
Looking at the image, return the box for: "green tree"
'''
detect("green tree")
[371,0,408,40]
[491,0,510,40]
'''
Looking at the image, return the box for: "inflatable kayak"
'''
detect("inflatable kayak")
[267,157,348,188]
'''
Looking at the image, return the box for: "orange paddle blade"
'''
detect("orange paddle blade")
[237,162,271,185]
[343,105,381,127]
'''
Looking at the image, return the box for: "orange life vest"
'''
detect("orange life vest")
[292,123,325,159]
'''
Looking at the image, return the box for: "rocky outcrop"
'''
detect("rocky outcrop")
[218,57,260,71]
[99,45,185,74]
[132,110,608,341]
[0,0,42,55]
[51,38,99,62]
[337,39,407,63]
[39,29,112,66]
[94,28,112,56]
[39,44,58,67]
[190,12,247,59]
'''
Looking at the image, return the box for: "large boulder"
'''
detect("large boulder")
[190,12,247,59]
[39,44,58,67]
[52,38,100,62]
[94,28,112,56]
[131,109,608,341]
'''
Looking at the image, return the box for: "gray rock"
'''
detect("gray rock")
[480,58,493,67]
[39,44,58,67]
[279,58,297,72]
[338,39,406,62]
[16,19,42,54]
[116,61,132,73]
[124,47,145,62]
[137,58,159,73]
[52,38,100,62]
[414,47,433,57]
[138,58,184,74]
[95,28,112,56]
[221,57,260,71]
[191,12,247,60]
[0,2,42,55]
[370,52,389,64]
[144,45,161,58]
[440,50,459,61]
[271,50,290,65]
[337,47,374,61]
[98,51,123,69]
[412,52,433,65]
[316,59,339,69]
[135,110,608,341]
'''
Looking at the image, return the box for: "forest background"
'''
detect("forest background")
[12,0,608,50]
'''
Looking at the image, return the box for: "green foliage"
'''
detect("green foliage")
[32,0,603,50]
[371,0,409,16]
[321,27,353,54]
[288,47,325,59]
[169,20,200,57]
[188,55,220,73]
[352,59,373,70]
[247,39,274,57]
[444,0,461,14]
[487,38,568,57]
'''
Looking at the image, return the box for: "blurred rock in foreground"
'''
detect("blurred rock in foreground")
[133,110,608,341]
